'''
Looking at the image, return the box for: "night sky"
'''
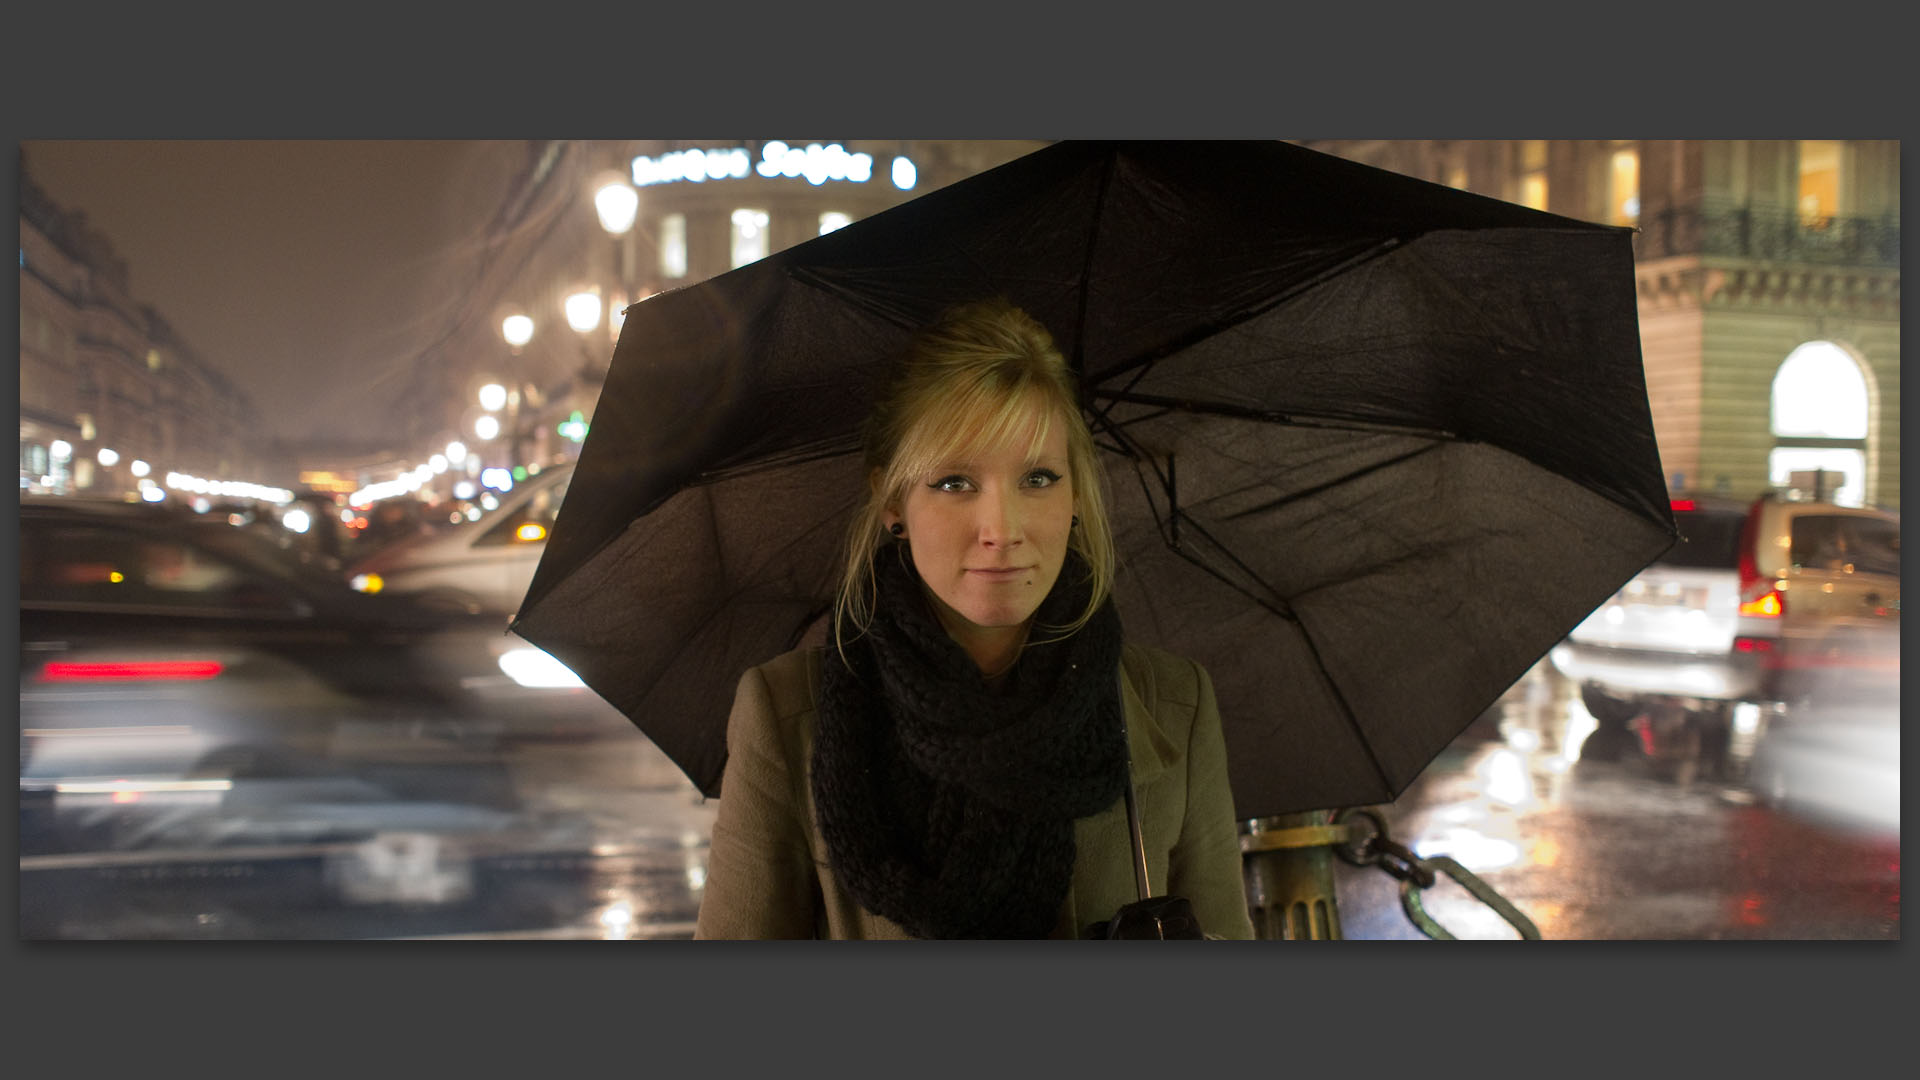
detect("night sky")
[22,140,529,444]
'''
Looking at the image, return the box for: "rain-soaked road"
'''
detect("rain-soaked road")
[1329,664,1900,941]
[20,662,1898,940]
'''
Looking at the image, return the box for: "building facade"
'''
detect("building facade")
[19,170,266,499]
[1295,139,1901,510]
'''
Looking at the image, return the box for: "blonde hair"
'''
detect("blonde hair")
[832,299,1115,657]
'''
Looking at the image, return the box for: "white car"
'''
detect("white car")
[348,464,572,617]
[1550,490,1899,778]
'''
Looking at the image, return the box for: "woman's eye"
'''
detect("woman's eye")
[930,475,973,493]
[1024,469,1063,488]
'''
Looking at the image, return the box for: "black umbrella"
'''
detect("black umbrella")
[510,139,1674,821]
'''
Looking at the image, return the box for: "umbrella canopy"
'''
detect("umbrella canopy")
[511,140,1674,821]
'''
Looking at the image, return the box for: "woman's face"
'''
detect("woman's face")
[888,414,1075,664]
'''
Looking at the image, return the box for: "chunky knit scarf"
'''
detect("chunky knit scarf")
[812,546,1129,938]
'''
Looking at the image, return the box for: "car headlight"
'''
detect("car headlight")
[349,572,384,594]
[498,647,585,689]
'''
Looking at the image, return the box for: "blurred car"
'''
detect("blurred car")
[1745,697,1899,835]
[346,464,571,616]
[1549,491,1899,778]
[18,495,618,854]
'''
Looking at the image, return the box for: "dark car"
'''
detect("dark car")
[18,497,618,855]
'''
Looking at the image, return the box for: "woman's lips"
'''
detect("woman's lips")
[966,567,1030,580]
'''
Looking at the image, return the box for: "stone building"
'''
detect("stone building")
[1294,140,1900,509]
[19,168,264,498]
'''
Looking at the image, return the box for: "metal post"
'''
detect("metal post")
[1239,812,1346,940]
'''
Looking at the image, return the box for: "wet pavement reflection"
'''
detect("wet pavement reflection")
[20,659,1898,940]
[1330,662,1899,940]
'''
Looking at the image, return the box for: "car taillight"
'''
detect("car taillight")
[40,660,225,681]
[1733,497,1783,617]
[1670,499,1696,512]
[1733,637,1775,652]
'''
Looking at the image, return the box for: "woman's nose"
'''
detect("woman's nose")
[976,487,1024,547]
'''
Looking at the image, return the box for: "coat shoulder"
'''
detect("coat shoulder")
[742,646,824,726]
[1121,642,1207,710]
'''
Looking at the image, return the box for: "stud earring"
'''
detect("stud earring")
[889,522,905,537]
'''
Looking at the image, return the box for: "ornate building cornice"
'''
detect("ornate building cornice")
[1636,256,1900,319]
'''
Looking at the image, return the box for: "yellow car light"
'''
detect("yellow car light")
[350,572,385,594]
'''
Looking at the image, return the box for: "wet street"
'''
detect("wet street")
[20,711,722,940]
[1331,664,1901,941]
[19,662,1899,940]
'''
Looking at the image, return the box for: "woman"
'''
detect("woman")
[694,299,1254,939]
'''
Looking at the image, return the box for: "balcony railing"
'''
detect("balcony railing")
[1633,203,1900,268]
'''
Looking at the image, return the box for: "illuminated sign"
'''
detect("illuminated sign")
[631,142,916,190]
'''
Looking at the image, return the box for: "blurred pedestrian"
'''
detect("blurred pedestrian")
[694,299,1255,939]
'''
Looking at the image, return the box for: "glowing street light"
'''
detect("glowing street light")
[475,415,501,441]
[96,447,120,467]
[445,440,467,465]
[501,314,535,349]
[478,383,508,412]
[594,179,639,235]
[130,459,151,478]
[564,291,603,334]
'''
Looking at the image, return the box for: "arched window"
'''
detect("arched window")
[1768,341,1872,506]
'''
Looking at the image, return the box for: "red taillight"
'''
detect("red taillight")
[40,661,225,682]
[1732,497,1783,616]
[1670,499,1697,512]
[1733,637,1775,652]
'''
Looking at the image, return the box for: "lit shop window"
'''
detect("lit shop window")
[731,208,770,268]
[1797,140,1841,227]
[819,211,852,235]
[1608,144,1639,226]
[1769,340,1871,507]
[1514,140,1548,211]
[659,213,687,279]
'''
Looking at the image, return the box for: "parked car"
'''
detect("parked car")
[1549,491,1899,779]
[346,464,571,616]
[18,496,615,855]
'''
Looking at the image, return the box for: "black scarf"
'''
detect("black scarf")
[812,545,1129,939]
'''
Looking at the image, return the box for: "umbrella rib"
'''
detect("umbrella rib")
[1083,235,1408,387]
[1092,390,1461,443]
[1068,151,1121,379]
[1222,442,1446,523]
[1101,422,1296,622]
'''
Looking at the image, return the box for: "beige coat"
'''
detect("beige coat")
[694,642,1257,939]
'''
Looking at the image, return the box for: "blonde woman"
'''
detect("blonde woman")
[695,299,1254,939]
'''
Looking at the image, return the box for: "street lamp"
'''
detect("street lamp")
[494,313,546,472]
[564,290,603,335]
[594,175,639,344]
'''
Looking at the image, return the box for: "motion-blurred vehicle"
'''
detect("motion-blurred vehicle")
[1550,491,1899,779]
[1745,697,1899,835]
[19,495,614,855]
[346,464,571,616]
